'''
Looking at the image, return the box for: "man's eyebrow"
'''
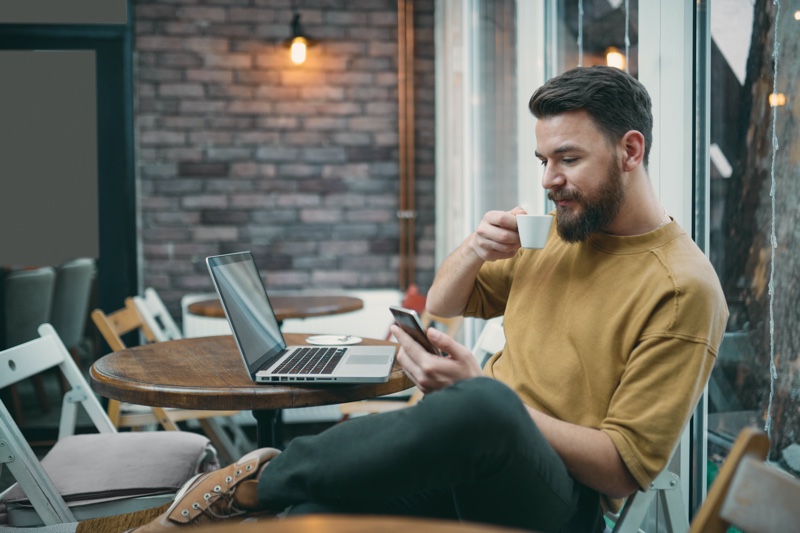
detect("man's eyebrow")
[535,144,583,158]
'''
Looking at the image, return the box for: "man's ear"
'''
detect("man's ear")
[620,130,645,171]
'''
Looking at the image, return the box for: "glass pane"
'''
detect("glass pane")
[551,0,638,76]
[473,0,517,218]
[707,0,799,479]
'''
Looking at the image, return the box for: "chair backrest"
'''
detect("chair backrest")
[0,323,116,440]
[689,427,799,533]
[133,288,183,342]
[91,298,156,352]
[3,267,56,347]
[49,258,95,348]
[470,317,505,366]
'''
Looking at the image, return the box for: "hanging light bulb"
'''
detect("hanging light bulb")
[290,36,308,65]
[284,14,315,66]
[605,47,625,70]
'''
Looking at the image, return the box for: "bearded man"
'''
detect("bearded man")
[134,66,727,533]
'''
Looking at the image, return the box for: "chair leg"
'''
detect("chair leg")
[6,384,25,427]
[198,418,238,465]
[69,346,84,370]
[32,375,51,413]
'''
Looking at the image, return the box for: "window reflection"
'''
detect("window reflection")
[708,0,798,478]
[552,0,638,76]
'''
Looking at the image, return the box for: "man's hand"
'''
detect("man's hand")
[468,207,527,262]
[391,325,483,394]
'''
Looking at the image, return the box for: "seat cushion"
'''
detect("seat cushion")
[2,431,219,506]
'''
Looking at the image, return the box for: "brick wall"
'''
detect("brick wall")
[134,0,436,316]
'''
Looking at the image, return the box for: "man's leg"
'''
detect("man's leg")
[259,377,582,531]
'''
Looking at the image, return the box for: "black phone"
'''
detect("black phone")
[389,306,442,355]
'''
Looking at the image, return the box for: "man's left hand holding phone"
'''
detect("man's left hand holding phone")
[389,306,484,394]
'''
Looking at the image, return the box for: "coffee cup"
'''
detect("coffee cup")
[516,214,553,249]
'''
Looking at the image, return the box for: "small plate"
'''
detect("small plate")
[305,335,363,346]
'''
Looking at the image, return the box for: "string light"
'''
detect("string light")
[769,93,786,107]
[606,47,625,70]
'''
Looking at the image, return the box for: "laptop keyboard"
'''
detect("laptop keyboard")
[273,347,347,375]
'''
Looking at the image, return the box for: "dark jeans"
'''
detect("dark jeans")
[258,378,604,532]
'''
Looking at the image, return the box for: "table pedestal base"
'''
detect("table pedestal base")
[253,409,283,449]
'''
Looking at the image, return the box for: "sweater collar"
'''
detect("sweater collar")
[583,218,685,254]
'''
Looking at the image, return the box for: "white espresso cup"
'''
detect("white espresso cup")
[516,214,553,249]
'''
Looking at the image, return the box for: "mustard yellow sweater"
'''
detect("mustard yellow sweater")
[466,220,728,490]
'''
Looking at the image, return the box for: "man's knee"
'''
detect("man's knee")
[427,378,530,438]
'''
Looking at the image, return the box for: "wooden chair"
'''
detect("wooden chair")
[0,324,218,526]
[91,298,248,463]
[689,427,800,533]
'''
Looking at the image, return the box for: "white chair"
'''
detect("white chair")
[607,468,689,533]
[180,292,231,338]
[133,288,255,460]
[470,316,505,366]
[0,324,219,527]
[133,287,182,342]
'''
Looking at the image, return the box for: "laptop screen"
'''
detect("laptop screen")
[206,252,285,374]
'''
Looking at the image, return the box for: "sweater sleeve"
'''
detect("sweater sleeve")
[600,335,716,489]
[463,253,519,319]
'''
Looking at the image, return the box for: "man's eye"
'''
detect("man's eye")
[563,158,577,164]
[539,160,547,167]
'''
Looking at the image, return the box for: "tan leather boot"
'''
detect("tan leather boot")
[129,447,281,531]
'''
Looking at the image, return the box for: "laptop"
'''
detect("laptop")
[206,251,396,384]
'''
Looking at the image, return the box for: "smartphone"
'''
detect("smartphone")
[389,306,442,355]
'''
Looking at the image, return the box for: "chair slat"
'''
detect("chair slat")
[720,457,800,532]
[0,335,63,389]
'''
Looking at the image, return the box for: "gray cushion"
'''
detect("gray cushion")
[2,431,219,506]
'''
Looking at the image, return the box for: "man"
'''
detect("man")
[134,66,728,533]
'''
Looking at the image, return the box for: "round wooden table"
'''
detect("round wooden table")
[192,515,528,532]
[187,295,364,321]
[90,334,410,448]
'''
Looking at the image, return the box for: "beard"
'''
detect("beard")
[548,158,625,243]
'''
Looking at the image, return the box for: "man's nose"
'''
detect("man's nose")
[541,164,564,190]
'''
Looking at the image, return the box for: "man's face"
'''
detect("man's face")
[534,110,625,243]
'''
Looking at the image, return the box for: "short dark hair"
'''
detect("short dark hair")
[528,66,653,167]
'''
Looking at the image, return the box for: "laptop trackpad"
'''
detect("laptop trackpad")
[347,355,392,365]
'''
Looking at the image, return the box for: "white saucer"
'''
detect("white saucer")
[305,335,363,346]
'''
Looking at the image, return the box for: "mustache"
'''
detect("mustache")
[547,189,583,203]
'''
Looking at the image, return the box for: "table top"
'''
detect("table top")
[191,515,526,532]
[90,334,411,411]
[187,295,364,321]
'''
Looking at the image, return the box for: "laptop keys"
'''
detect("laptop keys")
[274,347,346,375]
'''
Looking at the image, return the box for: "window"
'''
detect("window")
[706,0,799,483]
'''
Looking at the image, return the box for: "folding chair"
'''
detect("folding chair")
[132,287,184,343]
[91,297,251,464]
[0,324,218,526]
